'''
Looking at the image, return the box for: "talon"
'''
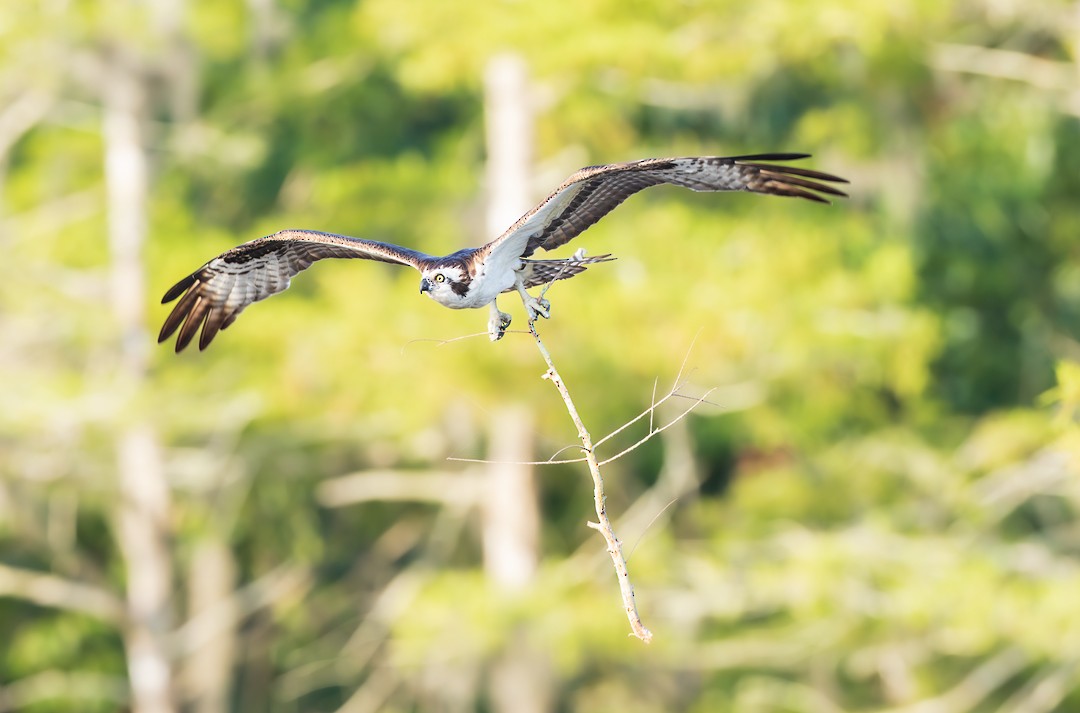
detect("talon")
[513,272,552,322]
[488,307,512,341]
[525,297,549,321]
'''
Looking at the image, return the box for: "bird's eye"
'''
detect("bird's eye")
[433,274,446,283]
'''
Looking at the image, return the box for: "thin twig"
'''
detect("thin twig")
[544,443,592,461]
[447,367,718,469]
[400,330,506,354]
[447,454,587,466]
[649,378,659,434]
[592,378,688,449]
[522,301,653,644]
[593,329,702,450]
[598,388,717,466]
[626,497,679,562]
[667,391,727,409]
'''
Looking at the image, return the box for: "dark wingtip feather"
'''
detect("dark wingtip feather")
[158,283,201,344]
[220,308,242,331]
[762,182,833,204]
[162,273,197,304]
[158,320,178,344]
[727,152,811,162]
[742,161,850,185]
[758,170,849,198]
[740,156,850,203]
[198,306,226,351]
[174,297,206,353]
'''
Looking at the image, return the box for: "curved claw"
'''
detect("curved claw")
[513,271,552,323]
[488,307,512,341]
[525,296,550,321]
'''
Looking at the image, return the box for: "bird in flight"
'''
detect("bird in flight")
[159,153,847,352]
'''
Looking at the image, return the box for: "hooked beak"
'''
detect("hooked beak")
[419,277,431,294]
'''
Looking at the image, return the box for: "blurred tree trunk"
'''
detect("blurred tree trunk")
[481,52,541,593]
[181,540,238,713]
[482,407,539,588]
[482,53,552,713]
[103,50,177,713]
[482,53,540,588]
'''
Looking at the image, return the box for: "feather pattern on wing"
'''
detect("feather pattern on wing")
[160,153,848,352]
[514,253,616,290]
[159,229,434,352]
[481,153,848,262]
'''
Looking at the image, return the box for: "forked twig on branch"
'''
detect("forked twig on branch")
[521,295,653,644]
[446,373,718,468]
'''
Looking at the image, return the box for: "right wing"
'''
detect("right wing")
[158,229,434,352]
[479,154,848,264]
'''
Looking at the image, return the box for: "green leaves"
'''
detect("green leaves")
[4,0,1080,709]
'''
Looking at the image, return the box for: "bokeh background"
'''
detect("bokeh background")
[3,1,1080,711]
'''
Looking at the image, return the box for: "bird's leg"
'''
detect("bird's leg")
[514,272,550,322]
[487,300,513,342]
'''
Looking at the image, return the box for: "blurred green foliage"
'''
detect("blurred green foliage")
[2,0,1080,711]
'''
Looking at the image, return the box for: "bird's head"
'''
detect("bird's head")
[419,266,469,306]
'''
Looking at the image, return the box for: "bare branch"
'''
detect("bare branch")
[932,43,1076,92]
[674,328,703,385]
[0,563,126,624]
[317,470,485,508]
[591,331,703,451]
[522,303,653,644]
[447,454,587,466]
[649,378,659,434]
[591,378,687,449]
[931,43,1080,117]
[544,443,591,461]
[401,330,496,354]
[626,497,679,562]
[446,368,721,470]
[598,388,717,466]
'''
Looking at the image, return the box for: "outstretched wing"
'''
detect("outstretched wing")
[480,153,848,262]
[159,229,434,352]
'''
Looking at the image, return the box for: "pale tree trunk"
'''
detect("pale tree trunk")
[246,0,282,60]
[481,407,539,589]
[484,54,534,239]
[103,50,177,713]
[181,540,238,713]
[482,53,552,713]
[482,52,541,593]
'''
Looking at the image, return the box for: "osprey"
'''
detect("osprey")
[159,153,847,351]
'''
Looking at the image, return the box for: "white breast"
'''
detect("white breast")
[456,261,519,308]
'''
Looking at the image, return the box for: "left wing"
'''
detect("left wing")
[158,229,434,352]
[479,153,848,263]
